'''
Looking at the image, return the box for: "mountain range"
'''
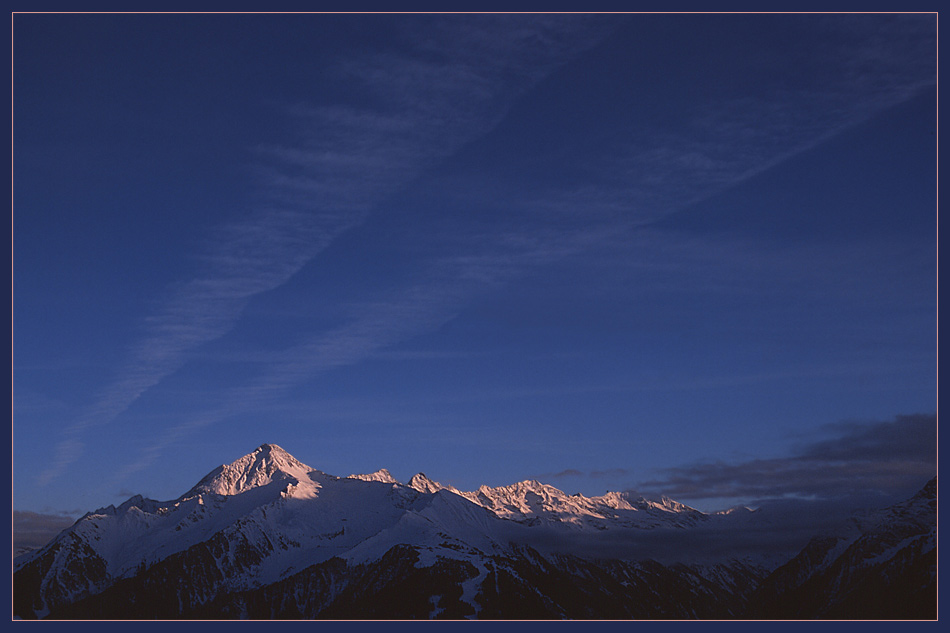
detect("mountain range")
[13,443,936,619]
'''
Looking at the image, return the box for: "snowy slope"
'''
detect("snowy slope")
[747,477,937,619]
[13,444,720,617]
[14,444,935,619]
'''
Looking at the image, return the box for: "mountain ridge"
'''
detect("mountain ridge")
[14,444,936,620]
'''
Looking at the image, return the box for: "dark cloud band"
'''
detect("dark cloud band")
[638,413,935,502]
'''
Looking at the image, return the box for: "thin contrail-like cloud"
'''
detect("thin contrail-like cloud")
[75,15,939,486]
[42,16,617,485]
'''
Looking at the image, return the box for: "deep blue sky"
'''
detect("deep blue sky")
[13,13,936,516]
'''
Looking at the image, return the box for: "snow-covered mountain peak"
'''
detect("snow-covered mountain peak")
[187,443,316,497]
[408,472,458,494]
[648,495,697,513]
[592,491,637,510]
[592,490,703,515]
[714,505,756,517]
[462,479,599,525]
[347,468,398,484]
[451,480,710,531]
[475,479,552,497]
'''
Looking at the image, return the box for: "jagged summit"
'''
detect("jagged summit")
[409,472,439,493]
[187,443,316,497]
[640,495,698,514]
[347,468,398,484]
[408,472,460,494]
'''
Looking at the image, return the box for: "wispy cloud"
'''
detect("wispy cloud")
[38,17,618,484]
[114,225,934,485]
[112,250,564,481]
[535,467,630,480]
[90,16,617,483]
[478,16,936,234]
[89,14,935,487]
[546,469,584,478]
[636,413,936,503]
